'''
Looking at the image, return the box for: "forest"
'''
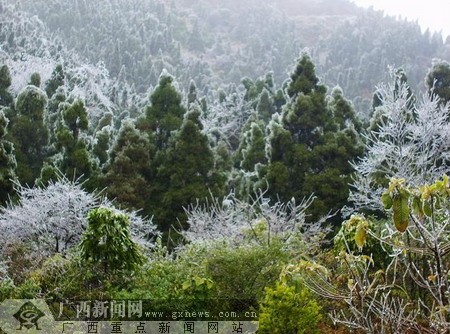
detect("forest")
[1,0,450,332]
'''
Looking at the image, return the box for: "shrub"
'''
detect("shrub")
[258,280,322,334]
[79,207,145,279]
[205,240,288,311]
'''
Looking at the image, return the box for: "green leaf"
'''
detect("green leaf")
[194,276,205,286]
[423,200,433,217]
[355,224,367,250]
[381,192,393,209]
[412,196,423,217]
[182,280,191,290]
[392,193,409,232]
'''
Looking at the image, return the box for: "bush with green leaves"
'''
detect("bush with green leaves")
[79,207,145,279]
[25,251,118,300]
[204,240,289,311]
[111,242,217,313]
[258,278,322,334]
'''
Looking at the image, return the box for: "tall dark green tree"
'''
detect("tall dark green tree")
[45,64,65,98]
[0,65,14,108]
[233,115,268,199]
[151,108,224,232]
[264,54,362,224]
[29,72,41,87]
[103,119,152,211]
[144,73,186,152]
[0,110,16,204]
[256,88,275,123]
[328,86,362,133]
[41,99,93,185]
[425,60,450,106]
[11,85,48,185]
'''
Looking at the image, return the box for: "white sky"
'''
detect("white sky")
[351,0,450,39]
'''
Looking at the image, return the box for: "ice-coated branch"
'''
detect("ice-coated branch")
[348,71,450,213]
[183,188,330,252]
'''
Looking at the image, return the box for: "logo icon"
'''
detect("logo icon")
[13,301,45,330]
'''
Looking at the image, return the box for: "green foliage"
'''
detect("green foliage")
[145,73,185,151]
[0,242,42,286]
[0,278,15,302]
[10,85,48,184]
[150,109,224,232]
[299,175,450,331]
[258,281,321,334]
[112,243,217,312]
[79,207,145,278]
[104,119,152,211]
[45,64,65,98]
[0,110,16,204]
[43,99,94,185]
[20,252,110,300]
[333,215,390,269]
[236,119,266,171]
[205,241,288,311]
[13,278,41,299]
[426,60,450,105]
[287,52,323,98]
[265,54,362,224]
[29,72,41,87]
[0,65,13,107]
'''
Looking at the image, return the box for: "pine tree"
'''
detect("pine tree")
[45,64,65,98]
[29,73,41,87]
[0,65,14,108]
[11,85,49,185]
[103,119,152,211]
[265,53,362,223]
[144,72,185,152]
[93,126,112,168]
[187,79,197,106]
[425,60,450,106]
[327,86,362,132]
[0,110,16,204]
[256,88,275,123]
[152,108,224,232]
[41,99,93,185]
[233,115,268,199]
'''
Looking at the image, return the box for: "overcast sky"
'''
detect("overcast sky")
[351,0,449,39]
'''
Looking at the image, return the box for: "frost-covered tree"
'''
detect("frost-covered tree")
[231,115,267,200]
[348,71,450,213]
[45,64,65,98]
[184,189,329,251]
[202,88,253,151]
[92,124,112,168]
[0,175,158,260]
[256,88,275,123]
[327,86,362,133]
